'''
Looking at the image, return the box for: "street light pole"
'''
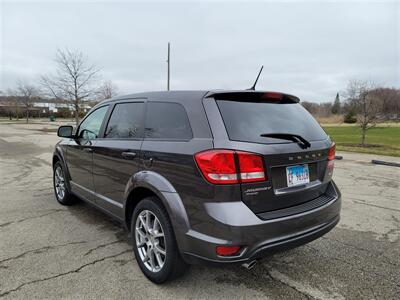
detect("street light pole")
[167,42,170,91]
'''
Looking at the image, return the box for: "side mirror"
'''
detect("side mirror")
[57,125,74,138]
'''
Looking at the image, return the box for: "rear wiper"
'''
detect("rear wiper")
[260,133,311,149]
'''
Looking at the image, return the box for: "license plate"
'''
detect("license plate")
[286,164,310,187]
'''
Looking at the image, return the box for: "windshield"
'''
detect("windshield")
[216,100,327,144]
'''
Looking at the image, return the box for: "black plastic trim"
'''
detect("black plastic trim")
[257,182,337,220]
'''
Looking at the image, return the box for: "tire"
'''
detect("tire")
[131,197,188,283]
[53,161,76,206]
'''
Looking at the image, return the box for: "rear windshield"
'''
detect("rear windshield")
[216,100,327,144]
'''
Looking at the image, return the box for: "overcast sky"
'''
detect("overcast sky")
[1,0,399,102]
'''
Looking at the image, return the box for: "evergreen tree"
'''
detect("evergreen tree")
[332,93,341,114]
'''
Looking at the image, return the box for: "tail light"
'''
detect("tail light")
[194,150,238,184]
[194,149,266,184]
[216,245,241,256]
[262,92,283,101]
[328,142,336,161]
[237,151,266,182]
[327,142,335,176]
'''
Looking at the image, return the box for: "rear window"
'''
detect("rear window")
[144,102,192,140]
[216,100,327,144]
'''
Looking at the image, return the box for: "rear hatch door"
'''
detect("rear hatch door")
[210,91,333,214]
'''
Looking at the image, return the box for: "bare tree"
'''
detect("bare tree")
[346,80,382,146]
[41,48,100,125]
[15,80,39,123]
[5,88,20,120]
[368,87,400,119]
[301,101,317,114]
[97,80,118,100]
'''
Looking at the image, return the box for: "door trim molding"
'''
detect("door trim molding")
[70,181,123,208]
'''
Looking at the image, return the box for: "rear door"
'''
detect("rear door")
[205,92,333,214]
[92,100,145,219]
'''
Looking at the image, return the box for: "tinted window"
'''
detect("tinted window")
[145,102,192,140]
[217,100,327,144]
[105,102,144,139]
[78,105,108,140]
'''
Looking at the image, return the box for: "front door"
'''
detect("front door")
[92,101,145,218]
[66,105,109,202]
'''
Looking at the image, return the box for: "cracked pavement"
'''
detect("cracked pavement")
[0,121,399,299]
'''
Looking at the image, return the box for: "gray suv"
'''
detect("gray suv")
[53,90,341,283]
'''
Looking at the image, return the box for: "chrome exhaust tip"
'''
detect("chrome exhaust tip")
[242,260,257,270]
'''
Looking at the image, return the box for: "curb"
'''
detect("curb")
[371,160,400,168]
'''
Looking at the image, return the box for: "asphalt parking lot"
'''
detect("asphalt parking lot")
[0,121,399,299]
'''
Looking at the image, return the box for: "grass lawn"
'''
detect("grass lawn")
[323,125,400,157]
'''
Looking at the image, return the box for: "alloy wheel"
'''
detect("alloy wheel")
[135,210,167,273]
[54,166,66,200]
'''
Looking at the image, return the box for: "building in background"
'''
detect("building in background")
[0,97,96,119]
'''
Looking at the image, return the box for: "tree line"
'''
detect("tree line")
[302,85,400,121]
[302,80,400,146]
[1,48,118,125]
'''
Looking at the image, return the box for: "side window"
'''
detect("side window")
[145,102,192,140]
[78,105,109,140]
[105,102,144,139]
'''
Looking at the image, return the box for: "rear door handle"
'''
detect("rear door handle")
[83,148,93,153]
[121,152,137,159]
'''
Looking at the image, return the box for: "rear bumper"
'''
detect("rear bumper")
[179,181,341,265]
[182,214,339,265]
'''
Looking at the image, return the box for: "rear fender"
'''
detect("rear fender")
[123,171,190,248]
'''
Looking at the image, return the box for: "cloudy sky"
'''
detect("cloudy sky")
[1,0,399,102]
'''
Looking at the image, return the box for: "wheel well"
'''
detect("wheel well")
[52,155,60,167]
[125,187,158,231]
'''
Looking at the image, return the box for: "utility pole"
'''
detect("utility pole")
[167,42,170,91]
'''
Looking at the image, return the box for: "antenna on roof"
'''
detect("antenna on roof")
[248,65,264,90]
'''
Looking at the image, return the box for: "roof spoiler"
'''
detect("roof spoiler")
[204,91,300,103]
